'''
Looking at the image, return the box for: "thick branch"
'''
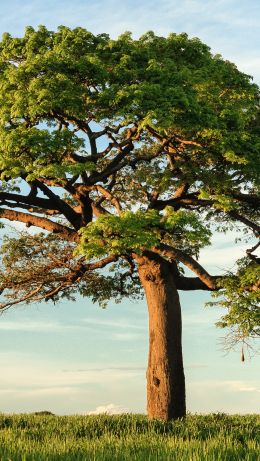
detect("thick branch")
[232,192,260,207]
[149,196,212,210]
[89,141,134,184]
[145,125,202,148]
[84,254,118,271]
[153,244,218,289]
[0,208,79,242]
[95,185,122,213]
[35,180,82,229]
[0,191,56,210]
[175,275,223,291]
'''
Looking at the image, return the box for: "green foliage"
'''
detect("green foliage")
[76,210,162,258]
[199,190,240,212]
[76,208,211,259]
[0,26,259,186]
[163,207,211,254]
[0,125,93,180]
[0,26,259,344]
[208,258,260,340]
[0,413,259,461]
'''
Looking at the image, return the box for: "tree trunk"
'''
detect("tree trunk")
[137,253,186,420]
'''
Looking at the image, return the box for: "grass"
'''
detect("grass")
[0,412,259,460]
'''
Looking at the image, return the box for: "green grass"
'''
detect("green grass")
[0,413,259,460]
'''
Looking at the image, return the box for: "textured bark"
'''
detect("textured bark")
[137,253,186,420]
[0,208,79,242]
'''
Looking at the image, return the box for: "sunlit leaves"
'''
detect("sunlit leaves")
[76,210,161,258]
[0,26,259,190]
[0,126,87,179]
[163,207,211,253]
[209,258,260,339]
[76,208,211,259]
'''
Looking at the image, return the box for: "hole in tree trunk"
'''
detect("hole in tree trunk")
[153,376,160,387]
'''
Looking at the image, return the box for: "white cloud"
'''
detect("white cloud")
[65,366,145,372]
[239,386,260,393]
[0,320,72,332]
[0,314,147,335]
[111,332,142,341]
[219,380,260,393]
[0,386,78,397]
[82,318,146,331]
[0,352,143,391]
[187,379,260,413]
[86,403,129,415]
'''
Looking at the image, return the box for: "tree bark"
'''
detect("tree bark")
[137,253,186,420]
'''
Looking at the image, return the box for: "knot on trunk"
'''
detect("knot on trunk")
[145,273,157,282]
[153,376,160,387]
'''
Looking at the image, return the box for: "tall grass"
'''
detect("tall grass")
[0,413,259,460]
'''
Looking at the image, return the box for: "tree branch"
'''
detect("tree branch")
[0,284,44,311]
[228,210,260,235]
[149,196,212,210]
[89,141,134,184]
[0,208,79,242]
[84,254,118,270]
[153,244,218,289]
[34,180,82,229]
[0,191,56,210]
[175,275,223,291]
[95,185,122,213]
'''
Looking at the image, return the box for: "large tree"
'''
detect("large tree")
[0,27,259,420]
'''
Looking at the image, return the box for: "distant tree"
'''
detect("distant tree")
[0,26,259,420]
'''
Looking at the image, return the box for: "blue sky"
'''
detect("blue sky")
[0,0,259,415]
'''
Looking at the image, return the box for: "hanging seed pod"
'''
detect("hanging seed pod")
[241,346,245,362]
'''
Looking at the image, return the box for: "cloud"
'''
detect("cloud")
[0,317,147,338]
[82,318,146,331]
[219,381,260,393]
[0,386,79,397]
[187,379,260,413]
[0,351,145,413]
[239,386,260,393]
[0,352,144,391]
[190,379,260,397]
[63,366,145,372]
[86,403,130,415]
[111,332,142,341]
[0,320,73,332]
[0,0,259,66]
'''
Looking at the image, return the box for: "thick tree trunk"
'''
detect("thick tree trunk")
[137,253,186,420]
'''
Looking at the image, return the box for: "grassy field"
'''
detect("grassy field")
[0,412,259,460]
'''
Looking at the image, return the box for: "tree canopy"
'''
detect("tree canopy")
[0,25,259,346]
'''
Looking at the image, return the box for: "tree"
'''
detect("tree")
[0,26,259,420]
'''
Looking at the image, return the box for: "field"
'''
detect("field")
[0,413,259,460]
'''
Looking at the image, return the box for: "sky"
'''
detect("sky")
[0,0,259,415]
